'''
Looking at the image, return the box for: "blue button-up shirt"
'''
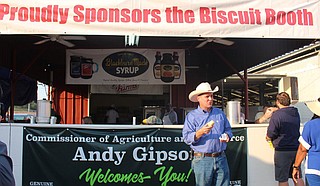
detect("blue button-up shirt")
[182,106,233,153]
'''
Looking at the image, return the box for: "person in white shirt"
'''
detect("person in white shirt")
[162,103,178,125]
[105,104,119,124]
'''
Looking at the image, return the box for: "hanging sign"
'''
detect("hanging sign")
[66,49,185,85]
[23,127,247,186]
[0,0,319,38]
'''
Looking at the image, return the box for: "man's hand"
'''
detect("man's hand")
[265,135,272,142]
[292,167,300,183]
[220,133,230,142]
[194,121,214,140]
[264,107,277,119]
[202,123,213,135]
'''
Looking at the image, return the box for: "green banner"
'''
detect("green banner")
[23,127,246,186]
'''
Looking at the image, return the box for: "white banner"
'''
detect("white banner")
[66,49,185,85]
[0,0,319,38]
[91,84,163,95]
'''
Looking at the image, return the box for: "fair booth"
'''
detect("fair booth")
[0,123,304,186]
[0,0,319,185]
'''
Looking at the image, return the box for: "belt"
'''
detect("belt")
[193,152,222,157]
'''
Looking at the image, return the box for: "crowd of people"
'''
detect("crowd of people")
[80,103,179,125]
[182,82,320,186]
[2,81,319,186]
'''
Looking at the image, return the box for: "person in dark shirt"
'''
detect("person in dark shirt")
[0,141,15,186]
[266,92,304,186]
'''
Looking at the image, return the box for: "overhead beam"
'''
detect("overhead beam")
[213,49,249,120]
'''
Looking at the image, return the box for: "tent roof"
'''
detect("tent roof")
[0,35,315,85]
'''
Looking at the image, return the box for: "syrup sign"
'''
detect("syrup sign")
[102,51,149,78]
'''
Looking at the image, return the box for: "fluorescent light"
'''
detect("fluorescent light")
[125,34,139,46]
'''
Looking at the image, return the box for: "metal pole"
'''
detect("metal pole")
[244,69,248,120]
[221,79,224,111]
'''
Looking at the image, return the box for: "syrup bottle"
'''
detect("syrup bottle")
[81,58,94,79]
[160,53,174,83]
[70,56,81,78]
[173,51,181,79]
[153,51,161,79]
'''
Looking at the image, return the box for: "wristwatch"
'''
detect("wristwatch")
[292,165,299,170]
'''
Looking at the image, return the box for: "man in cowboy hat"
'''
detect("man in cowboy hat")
[292,97,320,186]
[182,82,233,186]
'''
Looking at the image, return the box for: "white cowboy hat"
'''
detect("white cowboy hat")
[188,82,219,102]
[306,97,320,116]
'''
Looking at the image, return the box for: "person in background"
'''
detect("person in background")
[162,103,178,125]
[105,104,119,124]
[266,92,304,186]
[182,82,233,186]
[82,116,93,124]
[0,141,15,186]
[255,105,278,124]
[240,107,245,124]
[292,97,320,185]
